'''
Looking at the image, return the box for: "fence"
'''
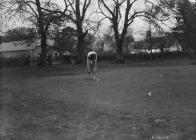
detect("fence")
[0,52,192,67]
[98,51,190,61]
[0,55,77,67]
[0,57,38,67]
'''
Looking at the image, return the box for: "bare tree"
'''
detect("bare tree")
[63,0,94,63]
[9,0,69,66]
[164,0,196,54]
[98,0,171,63]
[0,1,4,36]
[96,27,113,53]
[0,0,12,35]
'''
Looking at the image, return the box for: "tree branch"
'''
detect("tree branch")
[99,0,114,16]
[82,0,91,21]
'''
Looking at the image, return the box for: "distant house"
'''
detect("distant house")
[131,33,182,54]
[0,39,54,58]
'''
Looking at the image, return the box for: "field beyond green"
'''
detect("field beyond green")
[1,63,196,140]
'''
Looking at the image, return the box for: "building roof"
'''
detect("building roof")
[0,39,54,53]
[0,41,35,52]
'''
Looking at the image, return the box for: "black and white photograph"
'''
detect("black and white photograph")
[0,0,196,139]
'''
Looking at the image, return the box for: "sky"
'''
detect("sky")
[54,0,176,40]
[57,0,153,40]
[1,0,178,40]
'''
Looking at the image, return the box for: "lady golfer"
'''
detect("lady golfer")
[87,51,97,80]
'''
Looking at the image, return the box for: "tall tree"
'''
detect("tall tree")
[10,0,69,65]
[0,0,9,35]
[63,0,93,63]
[98,0,171,63]
[0,1,3,35]
[175,0,196,53]
[54,27,77,54]
[160,0,196,54]
[96,30,114,53]
[85,32,95,52]
[3,27,37,42]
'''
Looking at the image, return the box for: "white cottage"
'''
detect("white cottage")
[0,39,54,58]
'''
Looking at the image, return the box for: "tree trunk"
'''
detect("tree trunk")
[113,20,127,64]
[116,40,124,63]
[36,0,47,66]
[39,33,47,66]
[76,19,88,64]
[76,35,85,64]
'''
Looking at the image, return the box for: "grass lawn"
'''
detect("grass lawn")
[1,61,196,140]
